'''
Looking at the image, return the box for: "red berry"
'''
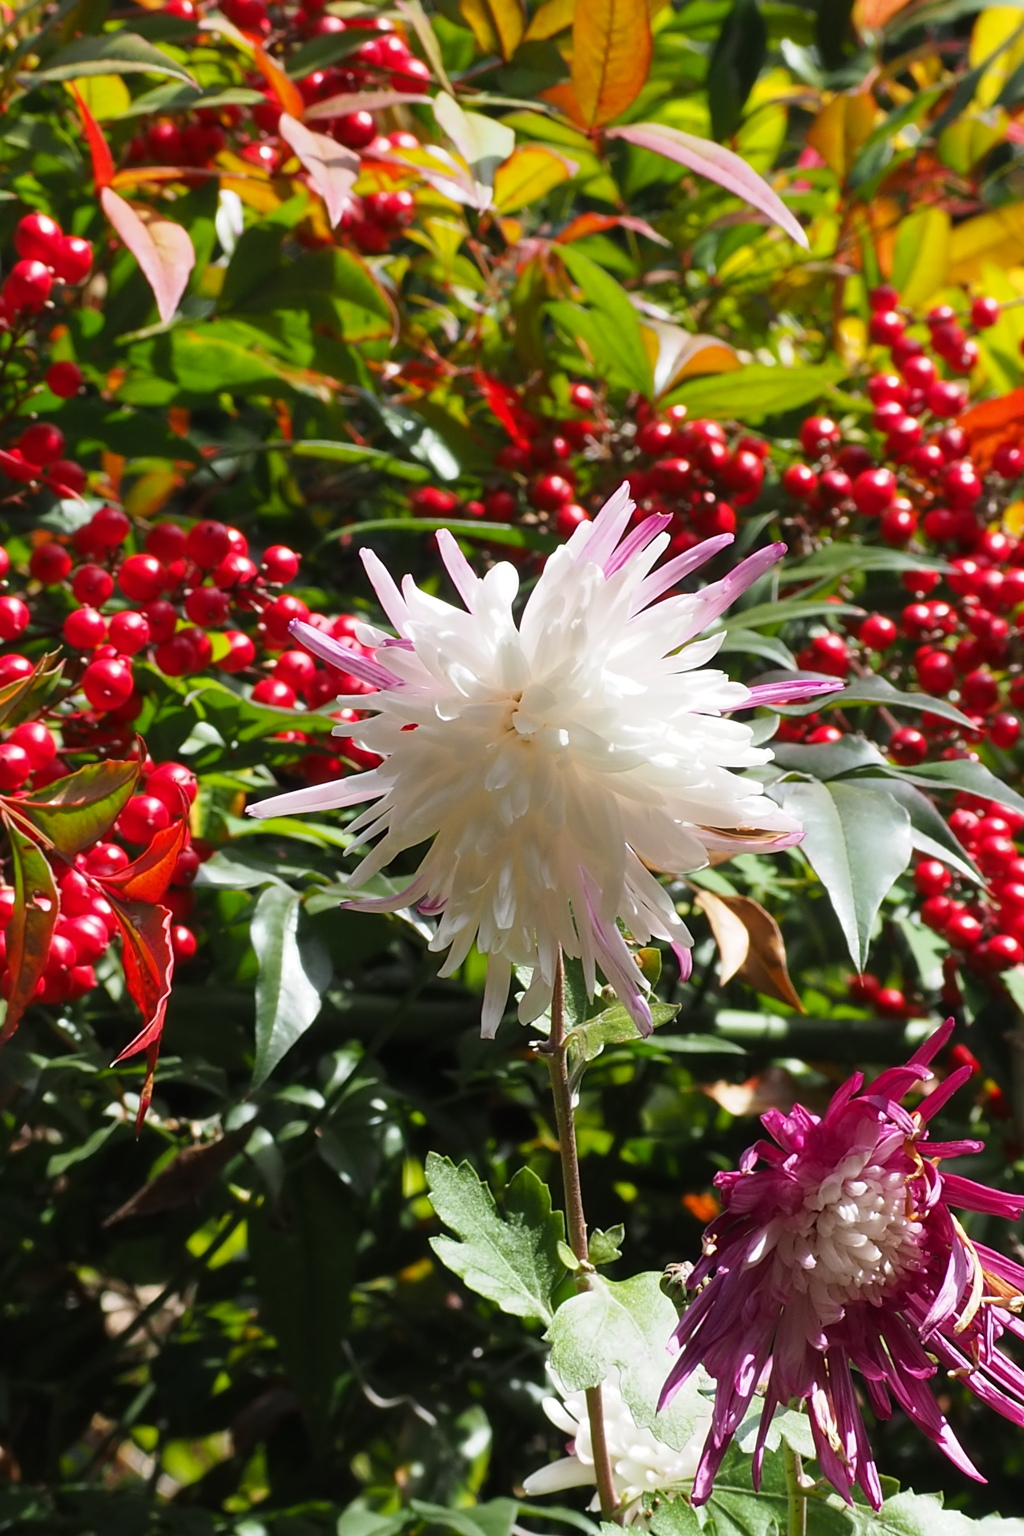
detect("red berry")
[14,211,62,264]
[0,655,32,685]
[63,607,107,649]
[30,541,72,584]
[876,987,908,1018]
[171,924,198,961]
[851,468,897,516]
[263,594,310,648]
[0,596,29,641]
[108,610,151,655]
[4,259,52,312]
[943,462,981,510]
[868,309,904,345]
[219,630,256,672]
[569,383,596,411]
[274,650,318,696]
[555,503,590,538]
[0,742,31,790]
[146,521,187,562]
[859,613,897,650]
[186,519,232,568]
[60,914,109,965]
[961,668,999,713]
[411,486,459,517]
[990,711,1021,750]
[184,586,230,628]
[261,545,300,583]
[868,284,899,311]
[71,564,114,606]
[926,381,966,418]
[914,858,951,897]
[817,468,852,506]
[808,632,849,677]
[50,235,92,285]
[147,760,198,810]
[45,360,82,398]
[900,354,936,391]
[946,910,984,948]
[530,474,574,512]
[252,677,297,709]
[214,552,257,589]
[118,793,171,844]
[971,295,1000,329]
[890,726,927,765]
[118,553,163,602]
[333,110,376,149]
[81,657,133,710]
[782,463,817,499]
[922,895,953,931]
[799,416,841,456]
[879,503,917,545]
[916,648,955,694]
[19,422,64,467]
[81,842,130,879]
[971,934,1023,973]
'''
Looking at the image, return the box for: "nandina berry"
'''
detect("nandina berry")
[45,361,82,398]
[252,677,297,709]
[0,743,32,790]
[890,726,927,765]
[529,474,574,511]
[51,235,92,285]
[0,656,32,684]
[184,586,230,628]
[261,545,300,583]
[4,258,52,311]
[60,914,108,965]
[14,211,62,264]
[876,987,909,1018]
[146,521,187,561]
[108,610,150,655]
[556,503,590,538]
[81,657,133,710]
[171,924,198,961]
[970,934,1024,973]
[961,668,999,712]
[333,110,376,149]
[943,461,982,510]
[147,760,198,810]
[185,519,232,568]
[782,463,817,499]
[868,284,899,311]
[19,422,64,467]
[916,648,955,694]
[63,607,107,649]
[946,910,984,948]
[0,596,29,641]
[263,595,310,647]
[218,630,256,672]
[851,468,897,516]
[142,600,177,643]
[922,895,953,931]
[117,794,171,844]
[29,541,71,584]
[71,564,114,605]
[119,553,165,602]
[213,552,257,589]
[859,613,897,650]
[990,712,1022,749]
[913,859,951,897]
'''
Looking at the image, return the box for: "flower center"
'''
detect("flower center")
[774,1153,922,1323]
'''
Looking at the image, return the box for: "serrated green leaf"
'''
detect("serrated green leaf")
[426,1153,568,1324]
[547,1272,710,1453]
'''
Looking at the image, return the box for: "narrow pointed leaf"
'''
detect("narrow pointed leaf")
[252,42,305,117]
[251,884,330,1087]
[98,813,190,904]
[279,114,359,227]
[606,123,808,248]
[0,816,59,1046]
[71,84,115,189]
[110,898,176,1125]
[100,187,196,324]
[30,32,197,85]
[0,651,63,733]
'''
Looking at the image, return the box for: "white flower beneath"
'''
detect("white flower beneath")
[523,1369,712,1524]
[248,483,833,1036]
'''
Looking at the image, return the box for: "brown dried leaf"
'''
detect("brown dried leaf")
[694,889,804,1011]
[103,1128,248,1225]
[703,1064,800,1117]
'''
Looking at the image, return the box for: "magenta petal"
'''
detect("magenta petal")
[289,619,403,690]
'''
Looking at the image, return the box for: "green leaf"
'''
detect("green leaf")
[770,670,975,731]
[248,1160,355,1449]
[883,757,1024,820]
[566,1000,679,1066]
[719,599,863,631]
[648,1499,702,1536]
[777,545,950,583]
[29,31,197,84]
[409,1501,519,1536]
[290,439,430,481]
[779,781,912,972]
[18,758,139,859]
[286,29,370,76]
[588,1224,624,1266]
[547,1272,710,1453]
[425,1153,568,1324]
[669,363,846,421]
[852,776,981,885]
[0,815,59,1046]
[328,517,556,551]
[707,0,767,140]
[251,885,331,1087]
[0,652,62,732]
[557,246,654,398]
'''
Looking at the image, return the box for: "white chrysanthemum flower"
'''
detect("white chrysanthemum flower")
[248,484,837,1035]
[522,1369,712,1525]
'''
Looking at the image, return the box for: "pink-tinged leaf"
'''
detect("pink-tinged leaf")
[605,123,808,249]
[279,114,360,228]
[557,211,669,246]
[303,89,432,121]
[100,187,196,324]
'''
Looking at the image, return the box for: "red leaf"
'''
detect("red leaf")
[252,43,306,118]
[100,188,195,325]
[109,899,175,1129]
[97,809,189,904]
[0,815,58,1046]
[70,84,115,190]
[556,211,669,247]
[474,370,534,448]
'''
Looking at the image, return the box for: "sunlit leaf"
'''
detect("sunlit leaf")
[0,815,58,1047]
[571,0,652,128]
[100,187,196,324]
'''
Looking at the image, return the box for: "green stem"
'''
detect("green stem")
[545,953,620,1523]
[783,1438,807,1536]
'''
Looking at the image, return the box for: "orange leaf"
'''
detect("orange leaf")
[252,43,305,119]
[278,114,359,227]
[854,0,912,28]
[959,388,1024,472]
[70,83,114,190]
[540,81,588,128]
[570,0,652,129]
[110,899,176,1128]
[100,188,195,325]
[98,811,190,904]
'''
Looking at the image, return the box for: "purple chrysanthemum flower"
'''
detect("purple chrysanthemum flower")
[659,1019,1024,1509]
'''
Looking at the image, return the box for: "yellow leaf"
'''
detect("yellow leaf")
[1005,500,1024,537]
[938,110,1008,174]
[460,0,526,58]
[806,92,877,181]
[570,0,652,129]
[970,6,1024,108]
[124,470,182,518]
[948,203,1024,285]
[493,144,575,211]
[891,205,950,308]
[525,0,575,40]
[64,74,130,120]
